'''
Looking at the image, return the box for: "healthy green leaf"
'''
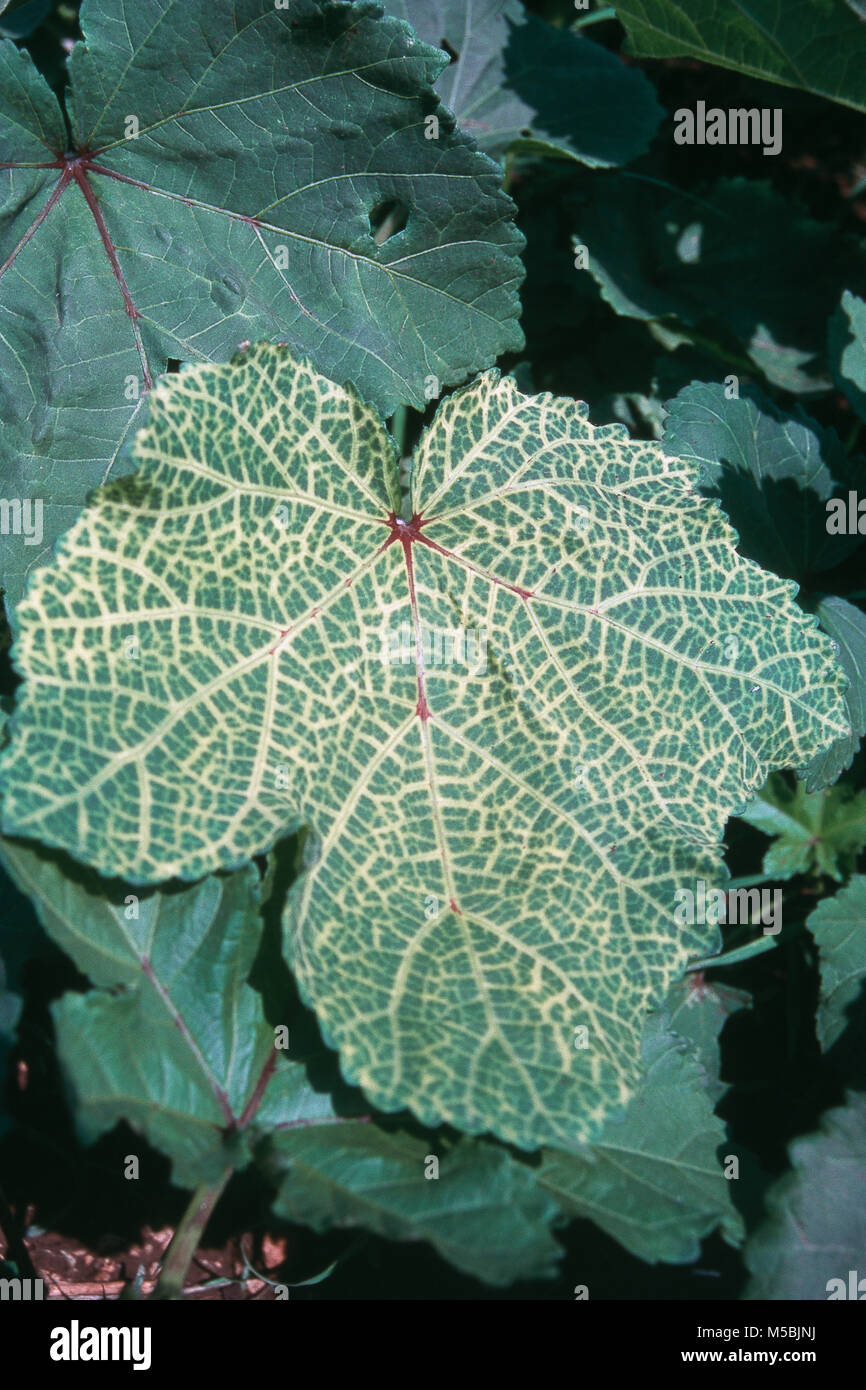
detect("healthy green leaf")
[537,1014,743,1264]
[0,837,281,1185]
[737,772,866,881]
[744,1092,866,1299]
[665,971,750,1104]
[0,0,50,36]
[0,832,561,1284]
[265,1124,562,1285]
[0,345,849,1149]
[662,382,862,582]
[806,874,866,1050]
[572,176,866,393]
[0,949,21,1139]
[386,0,663,165]
[805,598,866,793]
[613,0,866,113]
[0,0,524,619]
[829,289,866,422]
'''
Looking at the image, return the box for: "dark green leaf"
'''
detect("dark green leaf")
[745,1093,866,1299]
[806,874,866,1050]
[573,176,866,392]
[829,289,866,422]
[537,1015,743,1264]
[662,381,862,580]
[388,0,662,165]
[614,0,866,113]
[806,598,866,792]
[738,772,866,881]
[665,972,750,1104]
[0,0,524,619]
[266,1125,562,1285]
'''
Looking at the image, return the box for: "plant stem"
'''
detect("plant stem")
[151,1170,232,1300]
[573,6,617,28]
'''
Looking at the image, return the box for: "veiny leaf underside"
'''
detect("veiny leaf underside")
[0,345,849,1149]
[614,0,866,114]
[0,0,524,617]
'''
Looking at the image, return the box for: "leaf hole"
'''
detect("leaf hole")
[369,199,409,245]
[439,37,459,63]
[166,359,182,373]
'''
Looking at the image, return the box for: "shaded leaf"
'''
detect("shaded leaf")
[0,0,524,619]
[0,0,50,37]
[806,874,866,1050]
[614,0,866,113]
[665,971,750,1104]
[573,176,866,392]
[737,771,866,881]
[388,0,662,165]
[805,598,866,792]
[662,381,862,582]
[829,289,866,423]
[0,950,21,1139]
[265,1124,562,1285]
[0,345,848,1150]
[744,1093,866,1299]
[537,1014,743,1264]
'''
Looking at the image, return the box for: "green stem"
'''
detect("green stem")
[151,1170,232,1300]
[573,6,617,28]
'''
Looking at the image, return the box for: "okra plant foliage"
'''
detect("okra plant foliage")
[1,0,866,1300]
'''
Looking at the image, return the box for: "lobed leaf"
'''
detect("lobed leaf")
[0,345,849,1149]
[744,1092,866,1299]
[829,289,866,422]
[0,0,524,619]
[662,382,863,583]
[572,176,866,393]
[805,598,866,792]
[537,1013,743,1264]
[738,772,866,882]
[806,874,866,1051]
[387,0,663,165]
[614,0,866,113]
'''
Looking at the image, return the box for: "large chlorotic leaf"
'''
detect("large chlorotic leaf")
[805,598,866,792]
[738,772,866,882]
[745,1093,866,1299]
[613,0,866,114]
[0,346,849,1149]
[806,875,866,1051]
[572,176,866,393]
[662,383,862,583]
[0,0,524,619]
[386,0,662,165]
[0,833,560,1282]
[537,1014,743,1264]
